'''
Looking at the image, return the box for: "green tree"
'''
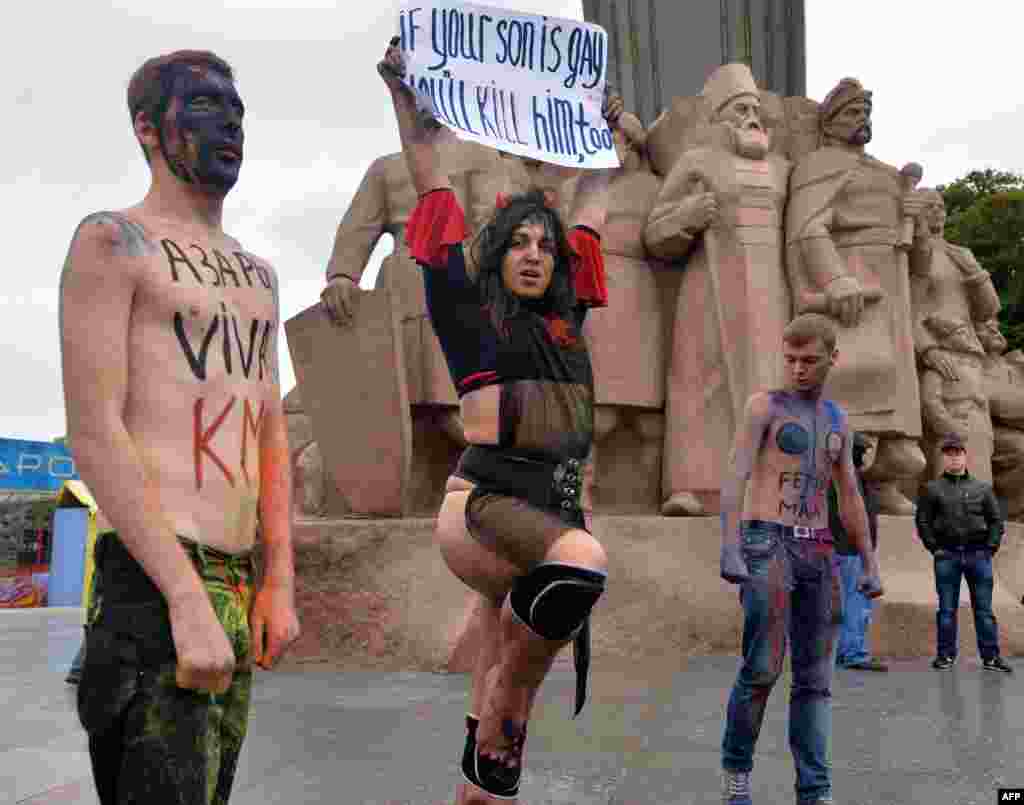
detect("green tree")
[938,169,1024,352]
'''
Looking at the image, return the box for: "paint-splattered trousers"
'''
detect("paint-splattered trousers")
[77,532,254,805]
[722,521,839,804]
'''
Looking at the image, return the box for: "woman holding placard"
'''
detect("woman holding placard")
[375,37,621,802]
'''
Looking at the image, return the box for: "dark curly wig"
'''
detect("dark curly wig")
[470,189,578,336]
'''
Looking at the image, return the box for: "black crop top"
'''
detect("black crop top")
[406,188,608,461]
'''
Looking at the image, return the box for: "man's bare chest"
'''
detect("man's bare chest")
[135,233,277,384]
[763,405,843,520]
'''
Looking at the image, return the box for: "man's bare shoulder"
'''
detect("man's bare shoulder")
[67,210,158,260]
[821,397,850,432]
[745,390,779,421]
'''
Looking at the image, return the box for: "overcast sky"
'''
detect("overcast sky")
[3,1,1020,440]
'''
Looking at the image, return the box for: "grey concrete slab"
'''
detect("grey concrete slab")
[5,609,1024,804]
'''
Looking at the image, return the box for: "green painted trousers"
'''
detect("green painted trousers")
[78,532,254,805]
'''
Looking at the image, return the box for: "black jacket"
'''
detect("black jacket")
[914,471,1004,553]
[829,472,879,555]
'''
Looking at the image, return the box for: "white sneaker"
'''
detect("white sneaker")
[722,769,752,805]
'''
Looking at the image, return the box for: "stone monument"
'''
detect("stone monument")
[582,110,675,512]
[645,63,791,515]
[785,78,926,515]
[978,318,1024,519]
[909,188,1002,483]
[281,64,1024,672]
[299,138,504,516]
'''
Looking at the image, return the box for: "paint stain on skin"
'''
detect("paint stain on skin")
[776,421,810,455]
[825,430,843,463]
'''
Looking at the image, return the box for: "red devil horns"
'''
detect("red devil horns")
[495,190,558,210]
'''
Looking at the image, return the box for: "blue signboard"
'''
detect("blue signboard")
[0,439,79,493]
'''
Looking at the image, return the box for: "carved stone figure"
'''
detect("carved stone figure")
[977,318,1024,520]
[785,78,926,515]
[283,386,322,517]
[645,63,792,515]
[917,315,993,482]
[500,153,579,221]
[909,189,1002,369]
[316,139,504,515]
[909,189,1003,485]
[582,111,675,511]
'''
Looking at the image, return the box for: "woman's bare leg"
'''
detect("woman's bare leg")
[470,530,607,793]
[437,487,523,804]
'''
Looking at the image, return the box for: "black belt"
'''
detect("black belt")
[456,444,585,524]
[456,444,593,716]
[743,520,834,543]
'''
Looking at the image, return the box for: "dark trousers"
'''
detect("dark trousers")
[79,534,254,805]
[934,547,1000,661]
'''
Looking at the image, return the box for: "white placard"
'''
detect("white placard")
[398,1,619,169]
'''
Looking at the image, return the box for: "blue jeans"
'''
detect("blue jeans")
[835,554,875,666]
[722,522,838,804]
[934,547,1000,661]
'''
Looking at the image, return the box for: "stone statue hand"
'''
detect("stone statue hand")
[922,348,959,382]
[321,275,359,326]
[825,274,865,328]
[378,38,409,93]
[720,543,750,585]
[677,192,718,235]
[901,190,930,223]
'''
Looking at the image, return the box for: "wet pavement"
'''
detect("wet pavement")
[4,608,1023,804]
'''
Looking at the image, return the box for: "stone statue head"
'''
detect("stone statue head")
[701,63,769,159]
[920,188,946,235]
[820,78,872,148]
[975,317,1009,356]
[923,314,984,356]
[471,189,579,329]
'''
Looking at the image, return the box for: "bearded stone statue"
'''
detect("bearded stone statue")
[645,63,792,515]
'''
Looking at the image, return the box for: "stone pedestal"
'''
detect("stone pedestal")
[284,515,1024,671]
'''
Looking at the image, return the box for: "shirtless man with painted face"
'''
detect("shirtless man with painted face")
[59,50,299,804]
[718,313,883,805]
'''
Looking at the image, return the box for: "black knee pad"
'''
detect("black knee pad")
[509,562,606,641]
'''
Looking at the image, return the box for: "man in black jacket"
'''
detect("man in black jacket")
[830,433,887,671]
[915,433,1011,672]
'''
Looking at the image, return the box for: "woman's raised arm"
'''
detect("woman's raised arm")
[378,39,452,197]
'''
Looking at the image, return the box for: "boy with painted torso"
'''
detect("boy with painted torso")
[718,313,883,805]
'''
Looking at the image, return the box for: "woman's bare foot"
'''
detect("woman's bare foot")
[477,664,530,767]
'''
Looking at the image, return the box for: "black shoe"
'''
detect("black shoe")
[461,716,526,799]
[843,658,889,672]
[932,656,955,670]
[983,656,1013,673]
